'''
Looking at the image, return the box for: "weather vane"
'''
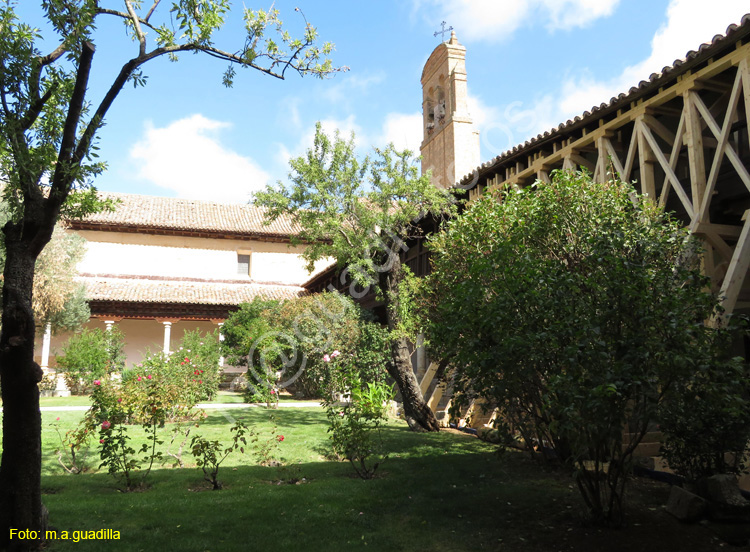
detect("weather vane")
[433,21,454,42]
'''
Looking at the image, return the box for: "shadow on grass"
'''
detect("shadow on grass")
[196,406,327,427]
[37,441,724,552]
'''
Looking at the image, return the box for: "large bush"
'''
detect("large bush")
[222,293,391,400]
[56,328,126,394]
[424,171,733,524]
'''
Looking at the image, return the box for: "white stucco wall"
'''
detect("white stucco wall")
[74,230,329,285]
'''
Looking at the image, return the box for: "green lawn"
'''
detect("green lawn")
[0,406,730,551]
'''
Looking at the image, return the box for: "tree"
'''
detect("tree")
[55,327,125,394]
[0,1,340,547]
[30,227,90,333]
[254,124,457,432]
[424,171,732,524]
[221,293,390,400]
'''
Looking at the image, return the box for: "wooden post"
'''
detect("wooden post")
[636,118,656,199]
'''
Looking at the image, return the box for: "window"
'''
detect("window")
[237,253,251,276]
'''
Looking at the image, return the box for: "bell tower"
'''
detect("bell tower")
[420,31,480,188]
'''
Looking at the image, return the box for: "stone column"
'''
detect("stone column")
[40,322,52,372]
[211,319,226,367]
[156,318,180,355]
[163,321,172,354]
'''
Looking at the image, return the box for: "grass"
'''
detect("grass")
[0,406,732,551]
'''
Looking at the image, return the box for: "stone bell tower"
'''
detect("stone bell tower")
[420,31,480,189]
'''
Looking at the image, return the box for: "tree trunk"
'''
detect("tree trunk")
[0,223,46,552]
[380,257,440,432]
[387,335,440,432]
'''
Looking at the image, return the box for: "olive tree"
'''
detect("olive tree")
[0,1,340,546]
[425,171,736,524]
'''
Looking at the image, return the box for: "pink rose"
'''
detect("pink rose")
[117,398,122,403]
[331,350,340,358]
[146,374,152,380]
[323,354,330,363]
[93,380,101,386]
[56,417,60,421]
[99,439,104,444]
[101,421,111,430]
[270,389,276,395]
[137,376,142,382]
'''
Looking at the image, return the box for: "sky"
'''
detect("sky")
[13,0,750,203]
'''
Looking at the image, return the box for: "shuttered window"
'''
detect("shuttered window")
[237,253,251,276]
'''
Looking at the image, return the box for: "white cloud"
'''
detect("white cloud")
[412,0,620,43]
[272,115,364,180]
[378,112,423,153]
[558,0,749,119]
[129,114,270,203]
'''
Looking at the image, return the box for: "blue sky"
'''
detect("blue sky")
[15,0,750,203]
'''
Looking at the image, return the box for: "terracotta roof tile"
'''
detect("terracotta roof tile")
[80,276,304,305]
[74,192,300,238]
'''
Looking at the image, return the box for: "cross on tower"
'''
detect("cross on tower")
[433,21,454,42]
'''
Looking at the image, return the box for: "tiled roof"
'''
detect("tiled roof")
[80,276,305,305]
[72,192,300,238]
[457,13,750,188]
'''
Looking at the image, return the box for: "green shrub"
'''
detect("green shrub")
[88,380,165,490]
[133,329,222,408]
[324,358,394,480]
[56,328,125,394]
[425,171,727,525]
[223,294,391,401]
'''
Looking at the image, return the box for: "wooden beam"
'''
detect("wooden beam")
[419,361,440,396]
[684,91,708,210]
[568,153,596,172]
[693,222,744,239]
[692,65,750,226]
[640,118,693,217]
[741,54,750,162]
[603,137,626,180]
[699,230,735,262]
[427,381,447,412]
[636,119,657,199]
[642,113,677,145]
[718,210,750,322]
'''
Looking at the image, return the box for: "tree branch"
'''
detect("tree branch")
[45,41,95,245]
[39,42,68,68]
[19,83,58,131]
[145,0,161,22]
[124,0,147,56]
[96,7,158,33]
